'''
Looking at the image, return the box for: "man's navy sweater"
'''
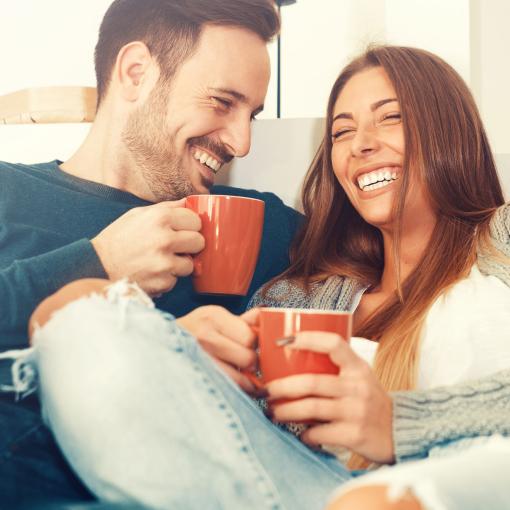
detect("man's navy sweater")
[0,160,301,350]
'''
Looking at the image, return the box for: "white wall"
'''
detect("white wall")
[1,1,110,92]
[279,0,386,118]
[471,0,510,154]
[384,0,471,83]
[279,0,473,117]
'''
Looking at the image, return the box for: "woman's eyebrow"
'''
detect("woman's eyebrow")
[371,98,398,111]
[332,98,399,123]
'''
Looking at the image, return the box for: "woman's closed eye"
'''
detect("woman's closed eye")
[331,127,354,141]
[380,112,401,123]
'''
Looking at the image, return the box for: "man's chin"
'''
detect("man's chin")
[192,177,214,195]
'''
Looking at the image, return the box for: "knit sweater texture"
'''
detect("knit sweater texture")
[392,369,510,461]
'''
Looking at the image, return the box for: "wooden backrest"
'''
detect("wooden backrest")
[0,87,96,124]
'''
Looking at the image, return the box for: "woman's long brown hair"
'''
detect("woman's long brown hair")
[265,46,505,467]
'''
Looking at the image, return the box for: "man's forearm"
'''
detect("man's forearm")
[0,239,107,347]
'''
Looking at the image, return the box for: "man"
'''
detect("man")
[0,0,299,506]
[0,0,298,350]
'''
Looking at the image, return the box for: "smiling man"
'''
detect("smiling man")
[0,0,301,506]
[0,0,300,348]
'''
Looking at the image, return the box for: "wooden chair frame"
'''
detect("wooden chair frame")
[0,87,96,124]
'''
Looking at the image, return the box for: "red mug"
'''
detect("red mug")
[185,195,264,295]
[256,307,352,384]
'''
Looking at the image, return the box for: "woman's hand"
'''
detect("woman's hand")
[176,306,261,395]
[266,332,395,464]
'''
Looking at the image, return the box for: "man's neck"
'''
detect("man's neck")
[60,111,151,199]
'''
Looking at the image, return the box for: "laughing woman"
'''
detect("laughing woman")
[250,43,510,464]
[16,45,510,510]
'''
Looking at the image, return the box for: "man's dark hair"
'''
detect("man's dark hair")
[94,0,280,107]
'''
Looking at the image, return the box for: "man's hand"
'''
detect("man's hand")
[91,200,204,297]
[265,332,395,464]
[176,306,260,394]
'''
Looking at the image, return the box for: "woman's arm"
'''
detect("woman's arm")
[393,369,510,462]
[266,334,510,464]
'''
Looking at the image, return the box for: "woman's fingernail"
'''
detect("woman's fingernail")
[275,335,296,347]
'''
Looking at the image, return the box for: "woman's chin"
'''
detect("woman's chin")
[358,210,395,230]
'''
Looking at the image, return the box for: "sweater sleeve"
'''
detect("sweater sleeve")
[0,239,107,348]
[392,369,510,462]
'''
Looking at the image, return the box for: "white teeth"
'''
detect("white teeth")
[363,180,392,192]
[357,167,400,191]
[193,149,222,173]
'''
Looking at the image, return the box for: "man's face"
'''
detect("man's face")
[122,25,271,201]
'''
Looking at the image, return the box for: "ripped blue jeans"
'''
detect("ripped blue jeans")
[3,283,350,509]
[3,282,510,510]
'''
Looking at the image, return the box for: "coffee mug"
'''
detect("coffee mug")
[185,194,265,295]
[256,307,352,384]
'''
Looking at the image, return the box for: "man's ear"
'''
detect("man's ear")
[114,41,157,102]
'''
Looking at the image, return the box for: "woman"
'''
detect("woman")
[250,44,510,464]
[15,45,510,509]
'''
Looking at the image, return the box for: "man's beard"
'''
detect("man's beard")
[121,89,195,202]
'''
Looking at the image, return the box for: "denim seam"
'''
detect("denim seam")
[181,349,285,509]
[247,403,348,481]
[159,323,284,508]
[194,359,285,510]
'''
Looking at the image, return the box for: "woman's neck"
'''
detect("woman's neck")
[376,215,437,294]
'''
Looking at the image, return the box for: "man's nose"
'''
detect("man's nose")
[222,115,252,158]
[351,127,379,157]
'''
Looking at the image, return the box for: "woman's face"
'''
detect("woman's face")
[331,66,433,231]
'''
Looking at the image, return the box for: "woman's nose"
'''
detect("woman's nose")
[350,128,379,157]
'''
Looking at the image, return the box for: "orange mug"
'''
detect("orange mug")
[256,307,352,385]
[185,194,265,295]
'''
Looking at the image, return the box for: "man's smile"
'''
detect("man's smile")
[192,147,223,174]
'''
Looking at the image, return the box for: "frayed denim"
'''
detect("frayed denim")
[4,282,350,509]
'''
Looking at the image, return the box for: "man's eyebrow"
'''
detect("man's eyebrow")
[332,98,399,123]
[210,87,264,115]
